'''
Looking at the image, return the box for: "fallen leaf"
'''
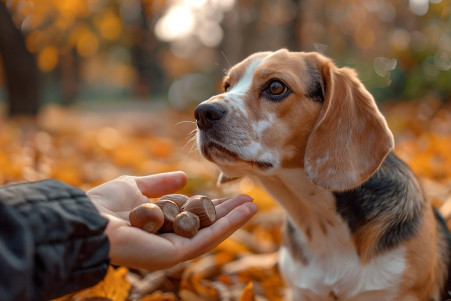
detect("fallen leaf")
[239,282,255,301]
[51,267,130,301]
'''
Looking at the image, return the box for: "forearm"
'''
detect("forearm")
[0,180,110,301]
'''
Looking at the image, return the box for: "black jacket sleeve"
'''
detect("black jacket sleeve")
[0,179,110,301]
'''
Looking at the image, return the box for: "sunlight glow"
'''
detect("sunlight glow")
[409,0,429,16]
[155,5,195,41]
[210,0,235,11]
[198,21,223,47]
[184,0,207,8]
[154,0,236,49]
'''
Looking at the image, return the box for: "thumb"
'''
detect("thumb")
[135,171,188,198]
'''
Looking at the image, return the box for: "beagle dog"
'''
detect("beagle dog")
[194,49,451,300]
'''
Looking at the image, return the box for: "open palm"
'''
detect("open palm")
[87,171,257,271]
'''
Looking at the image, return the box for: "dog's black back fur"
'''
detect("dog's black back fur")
[334,153,451,299]
[334,153,423,254]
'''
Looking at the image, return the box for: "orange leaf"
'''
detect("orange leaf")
[215,237,250,254]
[192,278,219,300]
[239,282,255,301]
[51,267,130,301]
[148,137,175,158]
[139,291,176,301]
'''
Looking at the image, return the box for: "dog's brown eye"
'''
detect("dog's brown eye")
[263,79,290,101]
[224,82,231,92]
[268,81,287,95]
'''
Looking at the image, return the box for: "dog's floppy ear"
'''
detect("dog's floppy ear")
[304,58,394,191]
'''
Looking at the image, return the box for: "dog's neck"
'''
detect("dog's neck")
[253,168,351,251]
[248,166,410,299]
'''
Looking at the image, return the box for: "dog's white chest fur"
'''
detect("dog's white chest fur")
[279,235,406,299]
[255,169,407,300]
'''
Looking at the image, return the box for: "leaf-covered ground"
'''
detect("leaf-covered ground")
[1,100,450,301]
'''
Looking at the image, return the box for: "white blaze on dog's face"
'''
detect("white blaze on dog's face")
[195,49,393,190]
[195,49,323,177]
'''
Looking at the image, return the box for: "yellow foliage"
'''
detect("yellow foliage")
[214,251,236,266]
[56,0,90,19]
[111,144,148,168]
[239,282,255,301]
[26,30,46,53]
[97,127,123,151]
[96,9,123,41]
[354,25,375,49]
[259,267,286,301]
[148,137,175,158]
[215,237,250,254]
[51,266,130,301]
[76,30,99,57]
[37,46,59,72]
[244,184,278,211]
[139,291,176,301]
[50,163,84,187]
[191,278,220,300]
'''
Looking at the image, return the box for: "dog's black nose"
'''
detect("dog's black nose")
[194,103,226,130]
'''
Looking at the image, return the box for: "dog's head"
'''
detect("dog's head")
[194,49,394,191]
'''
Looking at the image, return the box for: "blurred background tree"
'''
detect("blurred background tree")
[0,1,39,116]
[0,0,449,116]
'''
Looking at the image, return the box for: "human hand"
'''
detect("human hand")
[86,171,257,271]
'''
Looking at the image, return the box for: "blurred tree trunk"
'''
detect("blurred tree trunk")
[0,2,40,116]
[132,3,166,98]
[289,0,304,51]
[222,0,303,65]
[221,2,246,64]
[59,49,79,105]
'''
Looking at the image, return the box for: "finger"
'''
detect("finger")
[134,171,187,198]
[212,197,230,206]
[182,202,258,259]
[214,194,254,219]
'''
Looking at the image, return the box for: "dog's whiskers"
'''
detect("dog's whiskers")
[182,128,201,160]
[176,120,196,127]
[182,129,197,150]
[221,50,232,68]
[175,120,199,155]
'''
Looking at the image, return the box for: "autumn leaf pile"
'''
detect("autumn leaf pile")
[1,100,451,301]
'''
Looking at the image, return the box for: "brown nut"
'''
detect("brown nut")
[182,195,216,228]
[158,194,189,209]
[155,199,181,233]
[129,203,164,233]
[173,211,200,238]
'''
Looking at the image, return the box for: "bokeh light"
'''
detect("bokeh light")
[155,5,195,41]
[155,0,235,48]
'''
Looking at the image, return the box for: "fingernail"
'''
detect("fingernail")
[246,203,258,214]
[230,203,258,224]
[175,171,188,184]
